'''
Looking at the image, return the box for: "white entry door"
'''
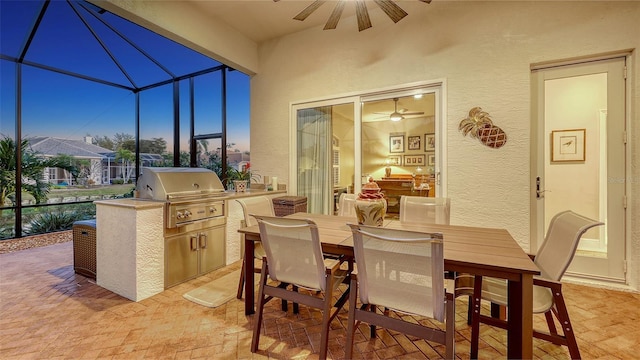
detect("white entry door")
[531,56,627,283]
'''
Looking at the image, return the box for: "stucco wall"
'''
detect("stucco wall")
[249,2,639,290]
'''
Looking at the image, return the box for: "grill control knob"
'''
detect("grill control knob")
[209,207,217,214]
[184,210,192,218]
[176,211,184,219]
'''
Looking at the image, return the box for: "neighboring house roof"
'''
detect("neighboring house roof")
[227,151,250,166]
[102,152,165,162]
[28,137,112,159]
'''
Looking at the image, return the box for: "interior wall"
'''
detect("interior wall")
[544,74,606,238]
[248,2,639,290]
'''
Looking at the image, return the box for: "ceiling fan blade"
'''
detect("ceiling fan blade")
[293,0,326,21]
[324,1,346,30]
[418,0,433,3]
[373,0,407,23]
[400,111,425,116]
[355,0,372,31]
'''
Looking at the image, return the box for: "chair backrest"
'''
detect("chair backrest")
[236,196,275,228]
[399,196,450,225]
[254,215,327,291]
[338,193,358,218]
[536,210,604,281]
[348,223,446,321]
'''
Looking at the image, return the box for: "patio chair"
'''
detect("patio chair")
[469,210,604,359]
[346,224,455,359]
[235,196,275,299]
[337,193,358,218]
[251,215,351,359]
[399,196,450,225]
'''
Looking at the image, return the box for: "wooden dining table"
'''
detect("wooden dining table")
[238,213,540,359]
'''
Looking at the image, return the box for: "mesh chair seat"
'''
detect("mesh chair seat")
[469,210,604,359]
[399,196,450,225]
[346,224,455,359]
[251,216,352,360]
[236,196,275,299]
[337,193,358,218]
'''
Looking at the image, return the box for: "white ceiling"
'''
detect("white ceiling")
[186,1,435,119]
[189,0,427,43]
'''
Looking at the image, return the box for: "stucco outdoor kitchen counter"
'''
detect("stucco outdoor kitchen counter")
[93,190,287,301]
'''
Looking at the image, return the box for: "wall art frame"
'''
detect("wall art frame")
[551,129,586,162]
[387,155,402,166]
[427,152,435,166]
[425,133,435,151]
[389,134,405,153]
[404,154,425,166]
[408,135,421,150]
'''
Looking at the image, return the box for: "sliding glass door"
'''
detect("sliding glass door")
[292,82,443,215]
[295,100,356,214]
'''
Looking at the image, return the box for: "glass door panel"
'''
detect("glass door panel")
[361,93,436,216]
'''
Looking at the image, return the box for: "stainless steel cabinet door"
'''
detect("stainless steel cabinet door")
[165,233,199,288]
[199,225,226,275]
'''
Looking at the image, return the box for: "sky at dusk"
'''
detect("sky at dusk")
[0,0,251,153]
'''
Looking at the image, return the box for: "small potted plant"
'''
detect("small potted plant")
[226,163,260,192]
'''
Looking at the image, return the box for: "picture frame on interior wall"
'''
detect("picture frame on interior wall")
[425,133,435,151]
[551,129,586,162]
[390,135,405,153]
[408,135,421,150]
[387,155,402,166]
[404,154,425,166]
[427,152,435,166]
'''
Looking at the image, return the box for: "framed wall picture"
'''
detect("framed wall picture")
[389,135,405,153]
[387,155,402,165]
[425,133,435,151]
[407,135,421,150]
[551,129,586,162]
[427,152,435,166]
[404,154,425,166]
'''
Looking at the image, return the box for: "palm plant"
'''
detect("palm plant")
[0,135,79,211]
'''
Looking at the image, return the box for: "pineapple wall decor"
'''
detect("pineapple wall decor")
[458,107,508,148]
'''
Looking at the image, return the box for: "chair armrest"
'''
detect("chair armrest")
[326,254,351,275]
[533,277,562,292]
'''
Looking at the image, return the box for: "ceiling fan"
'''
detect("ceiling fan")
[274,0,432,32]
[376,98,424,121]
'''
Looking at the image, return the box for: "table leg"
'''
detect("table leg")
[244,238,255,315]
[507,274,534,359]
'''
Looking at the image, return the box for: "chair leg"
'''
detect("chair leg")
[345,277,358,359]
[552,291,581,359]
[445,292,455,360]
[251,263,269,353]
[545,310,558,335]
[292,285,299,314]
[236,256,246,299]
[469,275,483,359]
[318,282,334,360]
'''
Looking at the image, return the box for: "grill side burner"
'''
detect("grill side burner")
[136,167,227,288]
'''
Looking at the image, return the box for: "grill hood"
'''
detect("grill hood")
[136,167,225,201]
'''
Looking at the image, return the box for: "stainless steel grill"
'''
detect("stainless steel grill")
[136,167,227,288]
[136,167,226,228]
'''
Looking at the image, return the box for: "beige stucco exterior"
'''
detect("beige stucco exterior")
[93,1,639,291]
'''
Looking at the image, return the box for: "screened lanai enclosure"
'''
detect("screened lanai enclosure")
[0,0,250,239]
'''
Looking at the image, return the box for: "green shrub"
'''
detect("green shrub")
[26,211,84,234]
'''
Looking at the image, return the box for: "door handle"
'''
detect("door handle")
[190,236,198,251]
[199,233,208,249]
[536,176,549,198]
